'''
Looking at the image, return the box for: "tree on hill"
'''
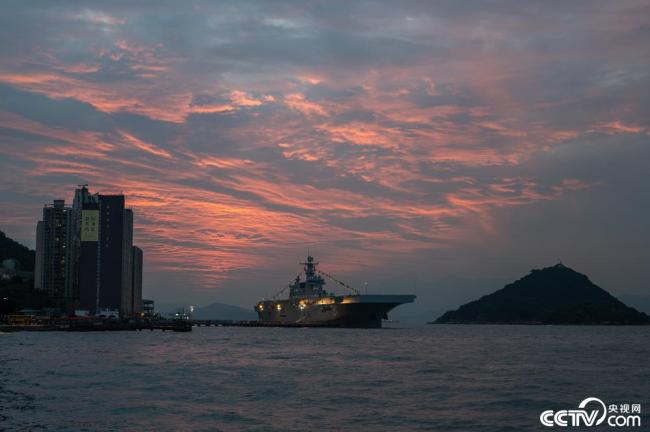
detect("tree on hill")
[0,230,35,272]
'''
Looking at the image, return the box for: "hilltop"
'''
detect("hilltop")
[434,264,649,325]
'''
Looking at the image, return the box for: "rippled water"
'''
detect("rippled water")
[1,325,648,431]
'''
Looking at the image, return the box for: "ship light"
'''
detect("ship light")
[276,304,282,311]
[257,303,264,311]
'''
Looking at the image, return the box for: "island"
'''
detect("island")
[433,263,650,325]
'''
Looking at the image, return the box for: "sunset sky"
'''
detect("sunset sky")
[1,1,648,312]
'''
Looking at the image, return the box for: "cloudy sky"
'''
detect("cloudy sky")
[0,1,648,311]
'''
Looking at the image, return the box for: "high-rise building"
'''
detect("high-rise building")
[120,208,134,315]
[37,186,144,316]
[132,246,143,314]
[71,184,96,307]
[35,200,75,304]
[34,221,44,291]
[97,194,125,313]
[78,188,100,312]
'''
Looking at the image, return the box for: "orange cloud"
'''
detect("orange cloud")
[119,131,173,159]
[0,69,191,123]
[230,90,264,107]
[284,93,329,117]
[591,121,647,135]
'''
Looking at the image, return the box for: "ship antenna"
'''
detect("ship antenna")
[317,269,361,295]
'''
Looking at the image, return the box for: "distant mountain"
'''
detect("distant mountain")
[0,230,35,271]
[434,264,650,325]
[192,302,257,321]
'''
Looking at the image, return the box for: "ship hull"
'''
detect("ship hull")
[256,294,415,328]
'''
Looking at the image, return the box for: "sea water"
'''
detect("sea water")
[1,325,648,431]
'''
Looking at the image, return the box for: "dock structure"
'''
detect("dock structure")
[191,319,343,328]
[0,318,192,332]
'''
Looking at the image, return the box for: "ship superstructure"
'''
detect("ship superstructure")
[255,255,415,328]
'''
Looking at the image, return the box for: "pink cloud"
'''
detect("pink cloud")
[284,93,329,117]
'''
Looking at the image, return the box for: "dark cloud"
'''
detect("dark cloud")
[0,84,112,131]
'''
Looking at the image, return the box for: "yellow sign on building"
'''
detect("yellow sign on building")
[81,209,99,241]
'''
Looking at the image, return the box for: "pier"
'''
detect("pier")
[0,318,360,332]
[0,318,192,332]
[191,319,340,328]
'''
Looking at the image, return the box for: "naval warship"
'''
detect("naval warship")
[255,255,415,328]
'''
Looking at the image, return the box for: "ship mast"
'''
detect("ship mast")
[301,255,318,280]
[271,255,361,299]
